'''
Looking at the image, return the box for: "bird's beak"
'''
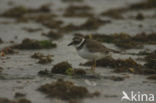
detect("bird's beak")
[68,42,73,46]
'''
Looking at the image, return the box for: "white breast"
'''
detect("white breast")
[77,46,105,60]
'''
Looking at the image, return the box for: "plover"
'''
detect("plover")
[68,36,119,71]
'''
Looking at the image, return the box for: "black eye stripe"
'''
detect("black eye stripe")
[72,37,83,44]
[74,40,80,43]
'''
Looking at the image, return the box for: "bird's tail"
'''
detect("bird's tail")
[110,49,135,55]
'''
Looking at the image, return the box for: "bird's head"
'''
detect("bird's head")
[68,36,85,48]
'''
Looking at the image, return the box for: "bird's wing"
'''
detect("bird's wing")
[86,39,116,53]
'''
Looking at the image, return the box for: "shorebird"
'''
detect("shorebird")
[68,35,119,72]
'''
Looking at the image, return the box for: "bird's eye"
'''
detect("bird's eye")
[73,37,82,44]
[74,40,79,43]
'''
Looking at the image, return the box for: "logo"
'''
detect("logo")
[121,91,155,102]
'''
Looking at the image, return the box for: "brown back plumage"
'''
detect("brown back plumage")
[85,39,117,53]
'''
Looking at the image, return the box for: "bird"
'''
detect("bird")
[68,35,119,72]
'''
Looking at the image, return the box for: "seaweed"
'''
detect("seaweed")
[129,0,156,10]
[144,59,156,70]
[147,75,156,80]
[37,3,51,13]
[133,32,156,44]
[85,32,156,49]
[38,69,50,76]
[81,54,155,75]
[0,67,3,73]
[136,50,151,56]
[60,24,79,32]
[31,52,53,64]
[38,62,86,76]
[40,19,63,29]
[11,38,56,50]
[0,38,3,44]
[0,47,16,56]
[136,13,144,20]
[16,13,61,29]
[51,61,72,74]
[0,97,31,103]
[145,50,156,61]
[65,68,86,76]
[65,68,74,75]
[79,17,111,30]
[63,5,93,18]
[17,13,56,22]
[14,92,26,98]
[0,97,14,103]
[51,61,86,75]
[22,27,42,33]
[144,50,156,70]
[42,30,63,40]
[101,0,156,19]
[31,52,44,59]
[1,4,51,18]
[101,8,125,19]
[74,69,86,75]
[141,69,156,75]
[109,76,125,81]
[16,98,31,103]
[38,79,99,100]
[39,40,55,48]
[82,56,142,74]
[0,5,63,29]
[1,6,31,18]
[61,18,110,32]
[95,32,143,49]
[38,56,52,64]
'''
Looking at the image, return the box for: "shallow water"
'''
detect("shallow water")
[0,0,156,103]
